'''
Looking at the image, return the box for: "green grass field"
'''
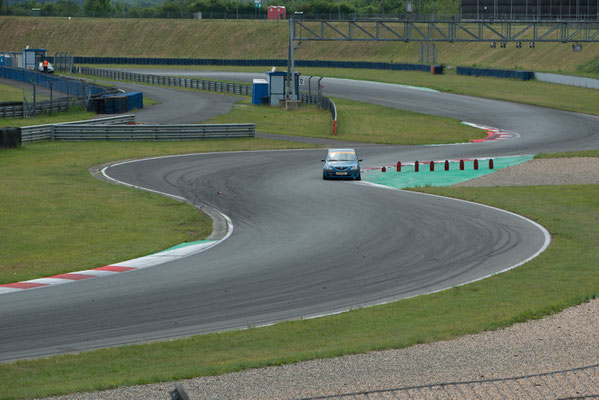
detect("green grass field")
[205,98,483,144]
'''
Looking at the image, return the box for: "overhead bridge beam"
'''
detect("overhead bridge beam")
[293,20,599,43]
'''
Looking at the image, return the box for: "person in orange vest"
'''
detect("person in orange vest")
[43,59,48,72]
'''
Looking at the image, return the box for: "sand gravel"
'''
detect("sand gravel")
[455,157,599,187]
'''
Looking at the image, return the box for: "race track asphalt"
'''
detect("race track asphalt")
[1,71,598,362]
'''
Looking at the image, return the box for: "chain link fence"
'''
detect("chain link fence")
[300,364,599,399]
[53,52,74,73]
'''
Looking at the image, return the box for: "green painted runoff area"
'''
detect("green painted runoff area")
[153,239,216,254]
[364,156,533,189]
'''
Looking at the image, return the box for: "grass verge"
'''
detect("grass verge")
[205,98,483,144]
[1,182,598,398]
[0,82,25,102]
[0,139,316,285]
[536,149,599,158]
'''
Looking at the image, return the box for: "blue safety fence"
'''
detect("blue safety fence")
[1,66,144,114]
[73,56,432,72]
[0,66,107,97]
[457,66,534,80]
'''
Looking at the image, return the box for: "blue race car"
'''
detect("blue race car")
[322,148,362,180]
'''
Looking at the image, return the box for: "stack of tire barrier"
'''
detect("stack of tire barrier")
[0,127,21,148]
[457,66,534,81]
[430,65,444,75]
[88,92,143,114]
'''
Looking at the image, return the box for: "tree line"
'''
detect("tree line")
[1,0,460,19]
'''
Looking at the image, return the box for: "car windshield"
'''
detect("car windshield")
[327,151,357,162]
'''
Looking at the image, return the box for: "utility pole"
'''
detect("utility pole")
[288,17,297,100]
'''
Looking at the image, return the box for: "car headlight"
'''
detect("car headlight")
[324,165,333,171]
[351,165,359,171]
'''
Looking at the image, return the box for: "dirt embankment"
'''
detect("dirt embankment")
[0,16,598,74]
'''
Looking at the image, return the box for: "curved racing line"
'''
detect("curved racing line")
[1,71,598,362]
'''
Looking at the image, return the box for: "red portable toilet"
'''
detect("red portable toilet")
[268,5,286,19]
[277,6,286,19]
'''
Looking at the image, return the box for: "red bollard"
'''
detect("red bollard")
[474,159,479,170]
[444,160,449,171]
[430,161,435,172]
[397,161,401,172]
[415,161,420,172]
[459,160,465,170]
[382,166,387,172]
[489,159,494,169]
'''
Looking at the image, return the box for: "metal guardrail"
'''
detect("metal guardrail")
[80,67,252,96]
[0,103,24,119]
[20,114,135,143]
[301,363,599,399]
[19,113,254,143]
[52,123,255,141]
[0,98,83,119]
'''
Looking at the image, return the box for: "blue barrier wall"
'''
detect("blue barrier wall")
[457,66,534,81]
[0,66,142,114]
[73,56,432,72]
[0,66,107,96]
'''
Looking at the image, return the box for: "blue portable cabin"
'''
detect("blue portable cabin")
[22,48,47,70]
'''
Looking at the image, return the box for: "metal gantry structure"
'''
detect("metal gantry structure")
[292,19,599,43]
[284,16,598,99]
